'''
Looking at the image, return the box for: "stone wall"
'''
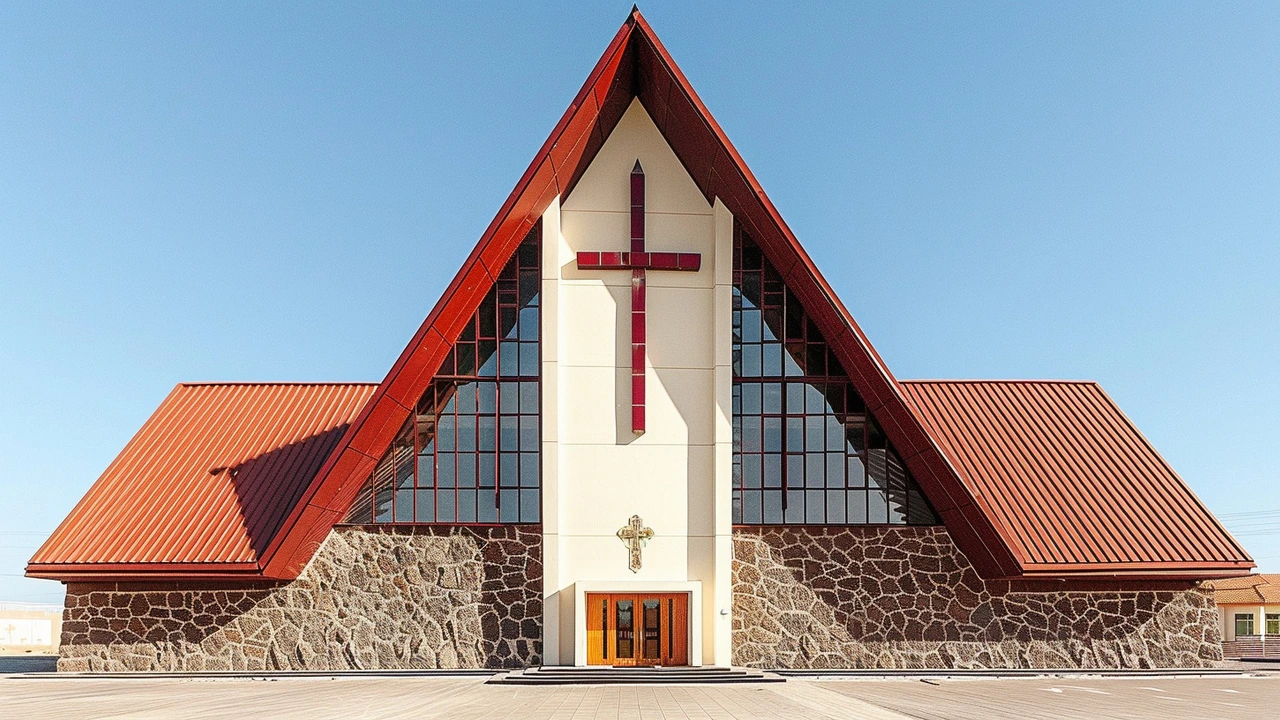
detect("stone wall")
[58,526,541,671]
[732,527,1221,669]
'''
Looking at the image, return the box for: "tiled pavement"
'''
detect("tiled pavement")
[1,671,1277,719]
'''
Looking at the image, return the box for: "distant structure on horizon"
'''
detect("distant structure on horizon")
[27,9,1252,672]
[1206,574,1280,659]
[0,602,62,652]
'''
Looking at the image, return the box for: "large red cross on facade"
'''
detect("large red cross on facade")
[576,160,702,434]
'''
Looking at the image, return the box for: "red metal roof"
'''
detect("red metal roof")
[900,380,1252,577]
[27,383,375,579]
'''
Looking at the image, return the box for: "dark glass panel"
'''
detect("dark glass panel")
[868,489,889,524]
[458,490,476,523]
[784,490,804,523]
[455,382,476,414]
[785,417,804,452]
[477,491,497,523]
[500,490,519,523]
[743,490,762,523]
[415,491,434,523]
[457,455,476,488]
[519,416,538,451]
[520,489,539,522]
[477,341,498,376]
[395,489,414,522]
[437,454,456,488]
[519,343,538,375]
[479,301,497,339]
[763,417,782,453]
[499,341,518,375]
[786,383,805,414]
[520,453,539,487]
[499,381,519,414]
[786,454,804,488]
[417,453,435,487]
[742,417,762,453]
[457,415,476,452]
[436,488,455,522]
[805,453,825,488]
[763,454,783,487]
[826,490,846,523]
[478,382,497,413]
[499,416,519,451]
[763,490,783,522]
[805,490,824,523]
[616,600,634,659]
[478,416,496,452]
[762,382,783,413]
[642,600,661,660]
[741,382,761,414]
[499,453,518,487]
[479,454,496,488]
[742,454,761,488]
[519,382,538,413]
[455,343,476,376]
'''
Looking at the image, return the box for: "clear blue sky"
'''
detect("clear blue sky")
[2,2,1277,604]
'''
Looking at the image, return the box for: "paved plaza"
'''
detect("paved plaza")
[1,669,1277,720]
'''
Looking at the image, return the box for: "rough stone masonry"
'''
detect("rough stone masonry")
[731,526,1222,669]
[57,526,542,672]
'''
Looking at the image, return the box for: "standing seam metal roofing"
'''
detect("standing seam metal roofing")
[899,380,1252,573]
[27,383,376,575]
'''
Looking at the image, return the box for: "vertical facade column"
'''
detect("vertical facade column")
[710,198,735,665]
[540,196,564,665]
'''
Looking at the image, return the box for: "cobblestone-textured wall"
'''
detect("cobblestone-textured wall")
[58,526,541,672]
[732,527,1221,669]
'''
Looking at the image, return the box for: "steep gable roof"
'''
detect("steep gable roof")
[27,383,375,579]
[31,10,1252,582]
[901,380,1252,577]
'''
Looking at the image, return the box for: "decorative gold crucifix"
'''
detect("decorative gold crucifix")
[575,160,702,434]
[616,514,654,573]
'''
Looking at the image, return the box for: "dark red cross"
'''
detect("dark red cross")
[576,160,702,434]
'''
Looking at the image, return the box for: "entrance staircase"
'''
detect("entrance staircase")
[490,665,784,685]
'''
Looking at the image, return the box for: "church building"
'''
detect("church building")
[30,10,1252,671]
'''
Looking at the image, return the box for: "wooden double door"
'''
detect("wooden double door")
[586,593,689,666]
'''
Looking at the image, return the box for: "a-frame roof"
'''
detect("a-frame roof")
[30,9,1252,583]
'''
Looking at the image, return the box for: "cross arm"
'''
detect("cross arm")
[576,251,702,271]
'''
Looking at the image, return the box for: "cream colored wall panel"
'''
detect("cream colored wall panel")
[562,99,711,217]
[558,536,690,584]
[682,444,719,538]
[645,288,714,369]
[557,282,627,368]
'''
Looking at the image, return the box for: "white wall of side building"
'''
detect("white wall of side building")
[540,98,734,666]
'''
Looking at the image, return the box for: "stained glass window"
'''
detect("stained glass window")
[732,229,938,526]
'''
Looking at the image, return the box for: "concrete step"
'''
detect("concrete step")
[489,666,785,685]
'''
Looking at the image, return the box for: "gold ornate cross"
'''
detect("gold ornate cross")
[616,514,654,573]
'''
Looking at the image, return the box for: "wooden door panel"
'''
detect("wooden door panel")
[584,592,689,666]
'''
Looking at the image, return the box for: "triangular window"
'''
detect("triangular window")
[732,230,938,525]
[344,226,542,524]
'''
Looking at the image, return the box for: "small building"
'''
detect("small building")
[27,9,1254,672]
[0,603,63,653]
[1205,575,1280,658]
